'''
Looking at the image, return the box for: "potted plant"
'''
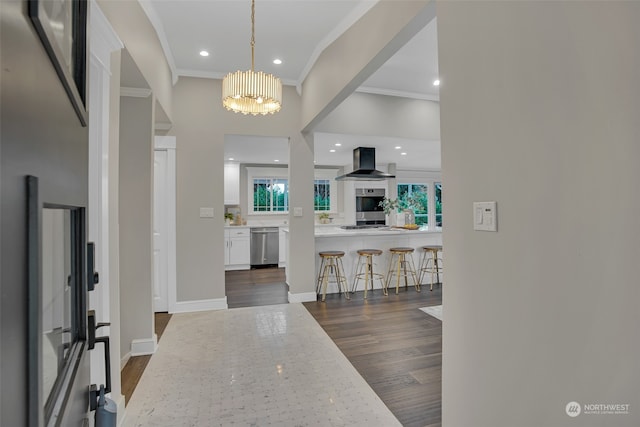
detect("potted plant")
[318,212,331,224]
[379,197,400,226]
[224,212,234,226]
[379,197,399,215]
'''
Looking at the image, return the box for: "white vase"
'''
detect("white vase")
[385,212,394,226]
[395,212,405,227]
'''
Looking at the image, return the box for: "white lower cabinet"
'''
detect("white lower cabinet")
[225,227,250,270]
[278,228,286,267]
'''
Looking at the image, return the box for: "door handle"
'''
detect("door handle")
[88,310,112,411]
[87,242,100,291]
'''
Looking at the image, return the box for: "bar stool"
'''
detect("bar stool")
[384,247,420,295]
[316,251,350,302]
[418,245,443,291]
[351,249,385,299]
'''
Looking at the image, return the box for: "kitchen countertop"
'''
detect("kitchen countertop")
[282,225,442,237]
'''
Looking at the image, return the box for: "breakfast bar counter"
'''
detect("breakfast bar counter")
[284,225,443,296]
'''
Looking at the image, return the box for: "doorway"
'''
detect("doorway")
[223,134,290,308]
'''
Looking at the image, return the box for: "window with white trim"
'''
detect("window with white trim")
[252,177,288,212]
[247,167,338,214]
[396,171,442,228]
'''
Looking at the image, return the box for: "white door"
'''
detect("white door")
[153,150,169,312]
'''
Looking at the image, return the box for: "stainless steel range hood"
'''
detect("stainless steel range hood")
[335,147,395,181]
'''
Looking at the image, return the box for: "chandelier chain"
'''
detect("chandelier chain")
[250,0,255,71]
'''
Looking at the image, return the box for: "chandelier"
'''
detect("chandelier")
[222,0,282,115]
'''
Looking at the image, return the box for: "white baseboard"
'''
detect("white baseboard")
[171,297,228,313]
[224,264,250,271]
[111,394,126,427]
[120,351,131,369]
[130,334,158,356]
[288,291,317,303]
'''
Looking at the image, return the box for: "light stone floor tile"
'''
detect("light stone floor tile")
[419,304,442,321]
[124,303,401,427]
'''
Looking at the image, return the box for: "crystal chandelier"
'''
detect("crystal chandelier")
[222,0,282,115]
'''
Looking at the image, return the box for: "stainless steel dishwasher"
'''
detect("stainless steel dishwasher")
[250,227,279,267]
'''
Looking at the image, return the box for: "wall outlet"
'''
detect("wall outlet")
[293,207,303,217]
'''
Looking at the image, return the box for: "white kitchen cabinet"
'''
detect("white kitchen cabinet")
[225,227,250,270]
[278,228,286,267]
[224,163,240,205]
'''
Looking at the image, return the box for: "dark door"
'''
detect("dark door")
[1,0,92,425]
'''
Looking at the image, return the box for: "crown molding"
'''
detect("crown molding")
[120,87,152,98]
[356,86,440,102]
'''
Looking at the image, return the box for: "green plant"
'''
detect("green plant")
[378,197,399,215]
[318,212,330,220]
[224,213,234,220]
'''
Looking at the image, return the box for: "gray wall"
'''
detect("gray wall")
[438,2,640,426]
[169,78,314,302]
[98,0,173,122]
[1,0,89,423]
[119,95,155,356]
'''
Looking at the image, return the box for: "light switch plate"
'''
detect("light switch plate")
[293,207,303,217]
[473,201,497,231]
[200,207,214,218]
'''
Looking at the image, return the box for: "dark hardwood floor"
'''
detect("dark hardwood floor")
[225,267,288,308]
[121,312,172,404]
[304,285,443,427]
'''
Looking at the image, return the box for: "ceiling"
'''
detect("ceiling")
[142,0,440,169]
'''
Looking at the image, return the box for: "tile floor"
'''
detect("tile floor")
[124,303,401,426]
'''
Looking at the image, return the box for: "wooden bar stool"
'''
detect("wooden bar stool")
[384,247,420,295]
[316,251,350,302]
[351,249,384,299]
[418,245,443,291]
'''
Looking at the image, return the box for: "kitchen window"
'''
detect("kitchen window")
[398,183,428,225]
[314,179,330,211]
[396,174,442,228]
[435,182,442,226]
[252,178,289,212]
[247,167,338,214]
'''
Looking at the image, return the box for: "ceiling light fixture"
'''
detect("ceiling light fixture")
[329,149,336,153]
[273,59,282,65]
[200,50,209,57]
[335,143,341,146]
[433,79,440,86]
[222,0,282,115]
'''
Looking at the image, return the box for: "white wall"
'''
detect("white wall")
[315,91,440,142]
[438,2,640,426]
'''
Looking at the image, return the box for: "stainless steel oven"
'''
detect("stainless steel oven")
[355,188,385,225]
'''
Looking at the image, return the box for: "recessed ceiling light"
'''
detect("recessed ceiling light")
[273,59,282,65]
[335,143,341,147]
[401,152,407,156]
[395,146,402,150]
[433,79,440,86]
[200,50,209,57]
[274,159,279,162]
[228,157,234,161]
[329,149,336,153]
